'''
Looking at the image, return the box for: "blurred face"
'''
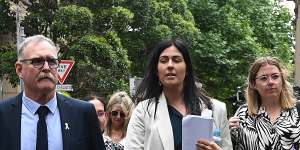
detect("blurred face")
[89,99,106,130]
[253,64,282,102]
[157,45,186,89]
[109,104,125,128]
[15,41,59,99]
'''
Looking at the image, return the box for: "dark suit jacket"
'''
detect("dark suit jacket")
[0,92,105,150]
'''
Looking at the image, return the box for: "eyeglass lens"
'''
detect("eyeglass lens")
[256,74,280,82]
[97,111,106,117]
[21,57,59,69]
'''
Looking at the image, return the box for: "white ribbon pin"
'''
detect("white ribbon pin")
[65,123,70,130]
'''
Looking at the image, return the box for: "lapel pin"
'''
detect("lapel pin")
[65,123,70,130]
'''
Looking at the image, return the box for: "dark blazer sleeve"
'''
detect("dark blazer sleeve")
[0,94,22,150]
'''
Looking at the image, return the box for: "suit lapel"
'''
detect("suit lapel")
[57,94,72,150]
[156,93,175,150]
[8,93,22,150]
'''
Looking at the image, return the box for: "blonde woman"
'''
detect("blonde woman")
[103,91,134,149]
[229,57,299,150]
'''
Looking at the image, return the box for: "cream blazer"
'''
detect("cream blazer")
[124,93,233,150]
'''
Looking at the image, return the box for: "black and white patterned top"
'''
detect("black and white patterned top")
[104,140,124,150]
[103,135,124,150]
[231,104,300,150]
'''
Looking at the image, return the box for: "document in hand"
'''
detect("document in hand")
[182,115,213,150]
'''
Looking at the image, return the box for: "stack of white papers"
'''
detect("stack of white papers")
[182,115,213,150]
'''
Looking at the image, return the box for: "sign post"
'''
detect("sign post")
[56,60,75,91]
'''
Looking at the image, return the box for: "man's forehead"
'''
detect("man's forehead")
[25,40,56,50]
[23,41,57,57]
[89,99,105,108]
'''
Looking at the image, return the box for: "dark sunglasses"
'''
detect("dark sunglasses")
[110,111,125,118]
[20,57,59,69]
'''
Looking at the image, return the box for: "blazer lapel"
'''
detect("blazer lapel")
[57,94,72,150]
[156,93,175,150]
[7,93,22,150]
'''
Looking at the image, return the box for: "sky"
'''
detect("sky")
[281,0,295,16]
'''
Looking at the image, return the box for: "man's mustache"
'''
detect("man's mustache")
[37,73,57,83]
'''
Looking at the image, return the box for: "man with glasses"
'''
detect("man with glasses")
[0,35,105,150]
[86,95,107,132]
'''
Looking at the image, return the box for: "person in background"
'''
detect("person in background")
[0,35,105,150]
[86,95,107,132]
[229,56,299,150]
[125,38,232,150]
[103,91,134,149]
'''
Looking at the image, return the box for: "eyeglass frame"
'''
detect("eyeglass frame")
[255,73,281,82]
[19,57,60,69]
[96,111,106,117]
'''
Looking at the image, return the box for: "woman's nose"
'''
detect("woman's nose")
[167,60,173,67]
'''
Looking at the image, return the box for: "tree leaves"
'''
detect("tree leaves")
[0,0,293,102]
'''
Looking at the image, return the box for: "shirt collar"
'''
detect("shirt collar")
[22,92,58,115]
[258,105,288,117]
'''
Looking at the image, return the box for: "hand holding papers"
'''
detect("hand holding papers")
[182,115,213,150]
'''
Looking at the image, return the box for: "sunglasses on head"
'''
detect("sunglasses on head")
[110,111,125,118]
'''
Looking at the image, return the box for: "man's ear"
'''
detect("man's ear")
[15,62,23,79]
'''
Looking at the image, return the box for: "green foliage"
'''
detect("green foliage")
[94,6,134,33]
[52,5,93,41]
[22,0,58,36]
[0,0,15,34]
[0,0,293,108]
[147,25,173,44]
[187,0,293,115]
[0,44,18,87]
[68,34,130,98]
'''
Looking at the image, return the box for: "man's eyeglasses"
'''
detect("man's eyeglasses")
[97,111,106,117]
[20,57,59,69]
[255,73,281,82]
[110,111,126,118]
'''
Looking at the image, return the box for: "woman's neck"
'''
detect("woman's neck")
[163,85,183,100]
[111,125,123,132]
[164,88,187,116]
[261,96,280,109]
[261,98,282,124]
[109,128,124,142]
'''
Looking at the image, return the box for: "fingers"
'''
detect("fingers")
[196,139,222,150]
[229,116,240,129]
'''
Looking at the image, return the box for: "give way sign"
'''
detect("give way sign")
[57,60,75,84]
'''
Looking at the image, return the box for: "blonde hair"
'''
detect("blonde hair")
[105,91,134,138]
[246,56,295,115]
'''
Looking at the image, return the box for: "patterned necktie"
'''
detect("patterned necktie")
[36,106,49,150]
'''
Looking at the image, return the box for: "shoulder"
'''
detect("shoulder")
[0,93,22,110]
[56,93,93,110]
[210,99,227,119]
[211,99,226,110]
[236,104,248,113]
[135,98,156,112]
[0,97,16,106]
[235,104,249,118]
[130,98,158,123]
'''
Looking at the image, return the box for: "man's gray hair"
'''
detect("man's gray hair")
[17,35,58,59]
